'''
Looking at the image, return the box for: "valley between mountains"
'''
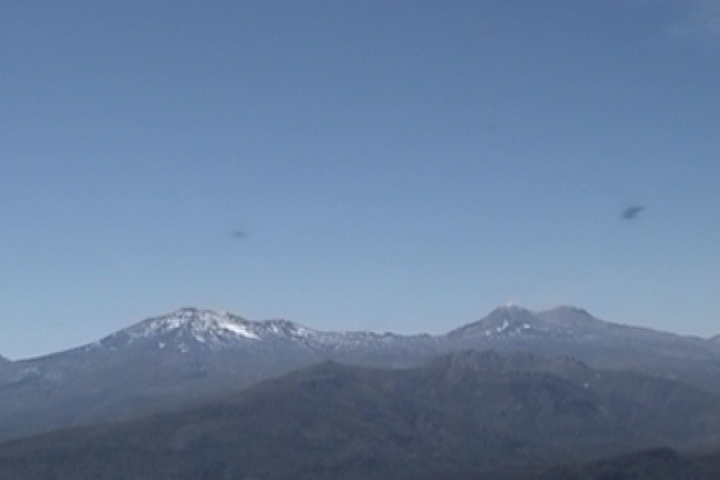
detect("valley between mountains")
[2,305,720,479]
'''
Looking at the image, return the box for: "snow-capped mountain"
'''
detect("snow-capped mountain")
[451,305,690,342]
[2,305,720,444]
[449,306,720,367]
[97,307,423,356]
[103,308,265,348]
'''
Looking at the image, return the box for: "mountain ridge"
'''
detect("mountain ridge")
[2,305,720,444]
[4,350,720,480]
[3,305,715,362]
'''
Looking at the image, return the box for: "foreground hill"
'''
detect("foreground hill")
[2,350,720,480]
[534,447,720,480]
[1,305,720,442]
[406,448,720,480]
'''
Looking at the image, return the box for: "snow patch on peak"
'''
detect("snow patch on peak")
[496,319,510,333]
[216,319,259,339]
[258,318,316,337]
[153,308,260,341]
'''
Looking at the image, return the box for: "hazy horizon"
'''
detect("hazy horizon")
[3,302,718,362]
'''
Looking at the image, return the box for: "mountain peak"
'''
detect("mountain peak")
[447,305,609,339]
[95,308,333,354]
[99,308,262,350]
[448,305,538,337]
[487,304,534,319]
[136,308,259,338]
[538,305,597,322]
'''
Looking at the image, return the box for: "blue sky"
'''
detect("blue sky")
[1,0,719,359]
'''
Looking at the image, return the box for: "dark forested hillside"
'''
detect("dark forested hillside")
[2,350,720,480]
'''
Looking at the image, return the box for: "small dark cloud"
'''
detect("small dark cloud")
[621,206,645,220]
[229,230,247,238]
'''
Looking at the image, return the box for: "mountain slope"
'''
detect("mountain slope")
[1,305,720,443]
[2,350,720,480]
[449,306,720,388]
[0,308,438,442]
[533,447,720,480]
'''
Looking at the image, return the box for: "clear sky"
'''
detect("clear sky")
[2,0,719,360]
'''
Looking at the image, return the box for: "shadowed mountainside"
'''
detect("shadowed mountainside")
[394,448,720,480]
[2,350,720,480]
[534,447,720,480]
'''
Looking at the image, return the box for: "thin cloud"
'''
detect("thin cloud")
[666,0,720,38]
